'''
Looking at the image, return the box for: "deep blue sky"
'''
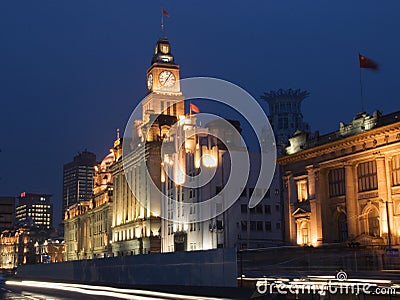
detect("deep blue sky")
[1,1,399,226]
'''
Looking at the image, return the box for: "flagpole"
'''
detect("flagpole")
[359,66,365,112]
[161,8,164,37]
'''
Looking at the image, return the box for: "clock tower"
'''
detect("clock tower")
[142,37,184,123]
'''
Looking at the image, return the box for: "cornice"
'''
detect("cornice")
[278,122,400,165]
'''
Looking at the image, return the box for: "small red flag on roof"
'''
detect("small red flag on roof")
[162,9,170,18]
[359,54,378,70]
[190,103,200,114]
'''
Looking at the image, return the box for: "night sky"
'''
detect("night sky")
[1,1,399,226]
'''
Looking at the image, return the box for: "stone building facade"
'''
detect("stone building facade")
[278,111,400,248]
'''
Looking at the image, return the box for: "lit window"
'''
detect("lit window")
[297,180,308,202]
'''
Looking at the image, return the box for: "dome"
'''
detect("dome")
[100,150,115,171]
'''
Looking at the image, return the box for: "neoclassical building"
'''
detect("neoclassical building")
[109,36,283,255]
[278,110,400,247]
[64,35,284,259]
[110,37,184,256]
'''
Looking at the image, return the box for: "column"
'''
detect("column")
[345,163,358,239]
[377,156,393,242]
[308,166,323,246]
[284,172,297,244]
[385,157,396,245]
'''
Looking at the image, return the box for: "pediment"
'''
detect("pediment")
[292,207,310,217]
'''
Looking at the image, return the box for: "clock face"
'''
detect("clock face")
[147,74,153,90]
[159,70,176,87]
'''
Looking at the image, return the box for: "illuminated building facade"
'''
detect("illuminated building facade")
[64,35,289,258]
[278,110,400,247]
[110,36,282,254]
[64,145,117,260]
[0,230,19,269]
[159,117,235,252]
[35,238,65,263]
[0,196,16,230]
[16,193,53,229]
[111,37,183,256]
[0,227,60,268]
[63,150,97,218]
[63,200,90,260]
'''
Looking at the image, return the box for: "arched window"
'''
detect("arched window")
[367,207,380,237]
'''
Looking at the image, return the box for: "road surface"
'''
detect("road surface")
[0,280,232,300]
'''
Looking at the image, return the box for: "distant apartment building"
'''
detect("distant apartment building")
[63,150,97,217]
[0,196,16,230]
[16,192,52,229]
[278,110,400,247]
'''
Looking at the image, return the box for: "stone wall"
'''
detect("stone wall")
[16,248,237,287]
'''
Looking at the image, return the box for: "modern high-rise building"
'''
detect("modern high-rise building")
[15,192,53,229]
[0,196,16,230]
[62,151,97,217]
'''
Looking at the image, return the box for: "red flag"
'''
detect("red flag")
[162,9,170,18]
[359,54,378,70]
[190,103,200,114]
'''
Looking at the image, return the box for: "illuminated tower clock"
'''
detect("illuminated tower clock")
[142,37,184,123]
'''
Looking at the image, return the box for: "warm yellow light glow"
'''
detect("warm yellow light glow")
[194,143,200,168]
[135,227,141,238]
[297,180,308,202]
[161,167,166,183]
[185,136,195,153]
[297,234,303,245]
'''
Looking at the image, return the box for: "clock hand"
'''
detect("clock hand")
[165,73,172,84]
